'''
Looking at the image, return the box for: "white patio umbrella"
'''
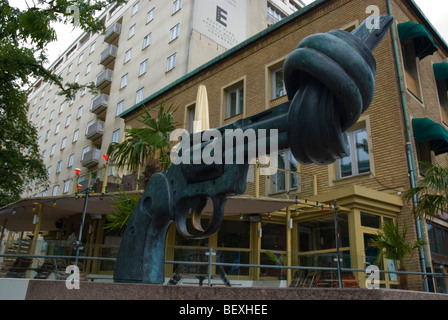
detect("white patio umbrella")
[193,84,210,133]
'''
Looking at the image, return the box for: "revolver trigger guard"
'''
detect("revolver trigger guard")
[175,195,227,240]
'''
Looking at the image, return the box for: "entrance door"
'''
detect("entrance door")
[363,233,378,268]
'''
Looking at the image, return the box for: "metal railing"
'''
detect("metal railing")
[1,242,447,293]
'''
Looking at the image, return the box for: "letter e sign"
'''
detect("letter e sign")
[216,6,228,27]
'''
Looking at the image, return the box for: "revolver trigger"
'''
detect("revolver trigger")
[189,195,227,240]
[191,196,207,232]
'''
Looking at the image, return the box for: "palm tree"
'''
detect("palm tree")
[104,190,141,231]
[104,104,177,231]
[107,103,177,173]
[370,220,426,289]
[403,162,448,220]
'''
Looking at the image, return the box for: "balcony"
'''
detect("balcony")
[86,121,104,142]
[104,22,121,44]
[95,69,113,90]
[82,148,101,168]
[99,45,118,66]
[91,94,109,116]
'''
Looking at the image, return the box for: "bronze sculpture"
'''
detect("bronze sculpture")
[113,15,394,284]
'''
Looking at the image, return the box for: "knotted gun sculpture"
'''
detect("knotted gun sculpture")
[114,16,394,284]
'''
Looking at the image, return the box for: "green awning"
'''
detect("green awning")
[398,21,438,59]
[412,118,448,155]
[434,62,448,81]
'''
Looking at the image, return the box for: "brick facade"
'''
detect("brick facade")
[123,0,448,289]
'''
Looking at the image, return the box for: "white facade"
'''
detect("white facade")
[24,0,304,198]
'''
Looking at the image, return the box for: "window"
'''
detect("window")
[139,59,148,76]
[59,102,65,114]
[73,129,79,142]
[65,114,71,127]
[142,33,152,49]
[169,24,180,42]
[40,117,46,128]
[124,48,132,63]
[226,83,244,118]
[50,144,56,156]
[112,129,121,143]
[128,24,136,39]
[63,180,71,194]
[81,146,90,161]
[41,150,46,160]
[86,62,92,74]
[67,64,72,75]
[172,0,182,14]
[81,86,87,96]
[68,154,75,167]
[427,223,448,257]
[61,137,67,150]
[337,125,370,179]
[131,1,139,16]
[90,42,96,54]
[271,150,298,194]
[166,53,177,72]
[120,73,128,89]
[116,100,124,116]
[401,40,421,99]
[52,185,59,196]
[55,122,61,135]
[85,120,94,134]
[217,220,250,276]
[415,140,432,176]
[47,165,52,177]
[44,99,49,110]
[146,8,155,23]
[45,129,50,141]
[272,66,286,99]
[36,106,41,116]
[56,160,62,173]
[77,106,83,119]
[74,73,80,83]
[298,214,350,252]
[78,53,84,65]
[436,79,448,126]
[361,212,382,228]
[135,88,144,104]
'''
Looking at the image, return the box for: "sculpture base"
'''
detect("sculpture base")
[8,279,447,300]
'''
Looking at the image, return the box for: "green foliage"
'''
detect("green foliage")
[107,104,178,173]
[403,162,448,220]
[0,0,125,206]
[370,220,426,270]
[105,190,140,231]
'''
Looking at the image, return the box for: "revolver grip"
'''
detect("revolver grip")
[114,173,173,284]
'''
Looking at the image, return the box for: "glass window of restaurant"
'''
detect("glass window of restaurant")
[260,222,286,279]
[297,214,350,268]
[216,220,251,276]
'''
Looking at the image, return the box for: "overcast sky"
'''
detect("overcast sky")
[8,0,448,66]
